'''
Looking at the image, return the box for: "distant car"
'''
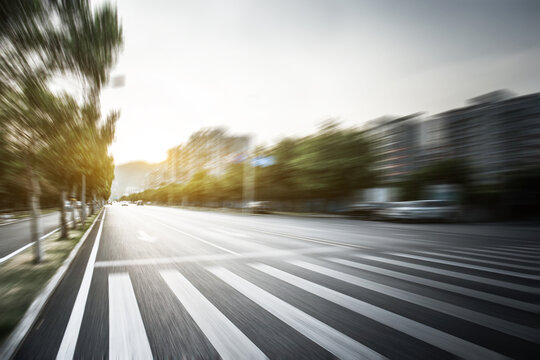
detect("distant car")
[136,200,143,206]
[245,201,271,214]
[379,200,461,222]
[121,201,129,206]
[64,201,72,210]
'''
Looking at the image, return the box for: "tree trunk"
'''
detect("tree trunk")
[81,174,86,225]
[90,191,96,215]
[71,185,77,228]
[60,190,68,239]
[27,164,43,263]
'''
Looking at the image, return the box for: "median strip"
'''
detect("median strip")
[0,210,102,358]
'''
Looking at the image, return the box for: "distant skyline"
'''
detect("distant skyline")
[94,0,540,164]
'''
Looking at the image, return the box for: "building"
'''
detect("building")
[363,113,423,184]
[364,89,540,186]
[144,162,168,189]
[165,128,249,184]
[425,90,540,184]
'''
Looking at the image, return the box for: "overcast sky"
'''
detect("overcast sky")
[95,0,540,164]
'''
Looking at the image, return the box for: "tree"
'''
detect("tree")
[0,1,122,262]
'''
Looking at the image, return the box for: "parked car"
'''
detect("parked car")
[245,201,271,214]
[379,200,461,222]
[136,200,143,206]
[121,201,129,206]
[339,202,391,220]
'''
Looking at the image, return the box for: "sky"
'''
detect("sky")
[94,0,540,164]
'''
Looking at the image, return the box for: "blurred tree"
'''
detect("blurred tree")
[0,1,122,262]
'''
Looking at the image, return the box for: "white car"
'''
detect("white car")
[379,200,461,222]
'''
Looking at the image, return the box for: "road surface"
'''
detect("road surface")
[12,205,540,359]
[0,209,87,262]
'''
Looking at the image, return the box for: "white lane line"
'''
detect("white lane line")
[0,242,35,264]
[56,210,106,360]
[326,258,540,314]
[212,228,249,238]
[136,230,156,243]
[412,250,540,271]
[444,249,540,264]
[290,260,540,344]
[109,273,153,359]
[143,214,239,255]
[94,246,342,268]
[207,266,384,360]
[496,245,540,252]
[160,270,267,360]
[388,252,540,280]
[455,247,540,260]
[493,247,540,256]
[0,225,68,264]
[251,263,506,360]
[356,254,540,294]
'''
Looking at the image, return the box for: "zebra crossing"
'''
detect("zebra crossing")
[63,243,540,359]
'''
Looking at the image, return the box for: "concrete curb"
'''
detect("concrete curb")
[0,208,104,360]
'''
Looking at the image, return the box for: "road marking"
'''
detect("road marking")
[161,270,267,360]
[251,263,506,360]
[94,246,342,268]
[356,254,540,294]
[143,214,239,255]
[326,258,540,314]
[109,273,153,359]
[56,210,106,360]
[207,266,384,360]
[136,230,156,243]
[212,228,248,238]
[493,246,540,255]
[0,224,72,264]
[497,245,540,252]
[290,260,540,343]
[454,247,540,260]
[412,250,540,271]
[444,249,540,264]
[248,228,369,249]
[388,252,540,280]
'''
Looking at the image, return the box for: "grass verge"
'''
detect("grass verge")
[0,213,97,345]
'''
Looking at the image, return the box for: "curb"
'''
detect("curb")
[0,208,104,360]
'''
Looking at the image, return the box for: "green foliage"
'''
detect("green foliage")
[123,123,377,206]
[0,1,122,210]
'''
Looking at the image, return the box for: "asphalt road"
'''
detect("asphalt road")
[12,205,540,359]
[0,209,87,262]
[0,212,63,261]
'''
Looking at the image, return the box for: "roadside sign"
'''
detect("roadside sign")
[251,156,275,167]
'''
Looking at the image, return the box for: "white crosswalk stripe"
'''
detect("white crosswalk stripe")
[325,257,540,313]
[289,260,540,343]
[109,273,153,360]
[411,250,540,271]
[356,254,540,293]
[160,269,267,360]
[491,247,540,257]
[207,266,385,360]
[496,245,540,252]
[249,262,506,360]
[456,247,540,260]
[55,248,538,358]
[387,252,540,280]
[443,248,540,264]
